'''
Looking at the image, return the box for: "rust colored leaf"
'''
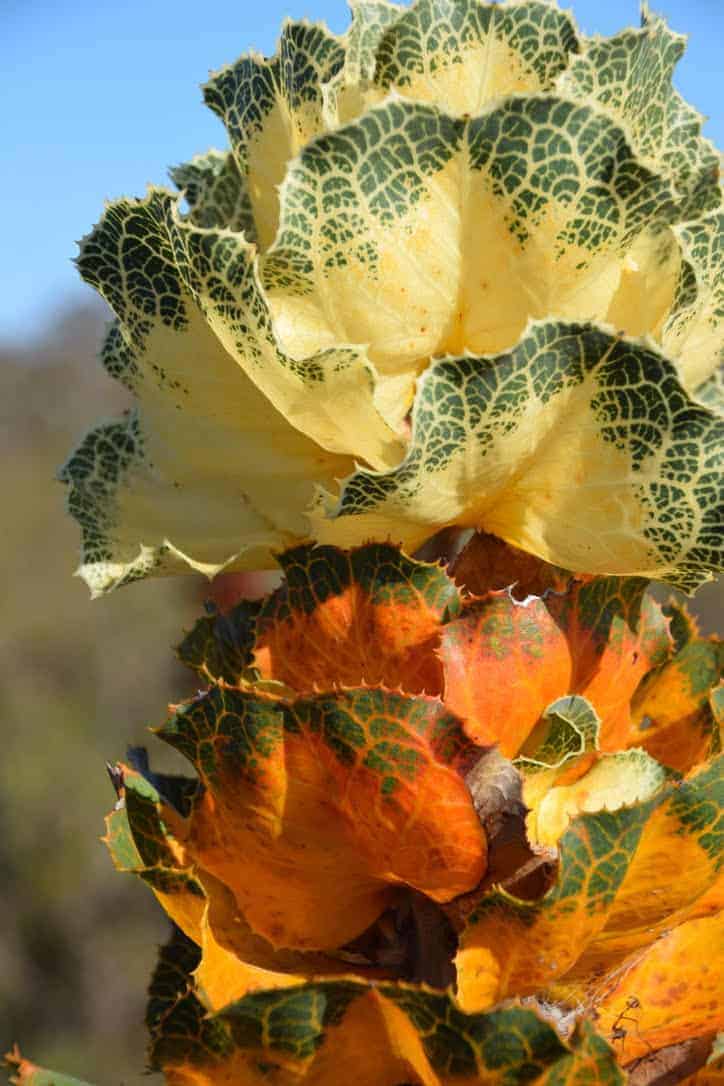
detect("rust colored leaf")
[594,913,724,1061]
[548,579,671,751]
[455,797,661,1011]
[194,873,389,1011]
[629,631,722,773]
[458,803,655,1012]
[440,577,670,755]
[450,531,570,598]
[440,590,572,755]
[252,542,460,695]
[159,685,485,950]
[456,753,722,1016]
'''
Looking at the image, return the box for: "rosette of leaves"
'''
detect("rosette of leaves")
[60,0,723,598]
[12,537,721,1084]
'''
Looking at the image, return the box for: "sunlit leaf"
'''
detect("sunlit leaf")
[439,574,670,754]
[266,95,677,422]
[203,22,344,251]
[663,212,724,397]
[527,750,671,849]
[252,542,460,695]
[564,755,724,977]
[629,620,722,772]
[455,785,666,1010]
[194,873,388,1012]
[593,912,724,1061]
[63,0,723,595]
[61,190,400,596]
[557,10,719,218]
[319,324,722,591]
[550,578,672,750]
[516,695,601,818]
[170,149,255,238]
[326,0,577,127]
[458,751,723,1018]
[518,696,601,772]
[159,685,485,949]
[439,590,572,755]
[151,977,624,1086]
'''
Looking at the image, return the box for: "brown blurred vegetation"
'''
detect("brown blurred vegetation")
[0,302,202,1083]
[1,302,720,1084]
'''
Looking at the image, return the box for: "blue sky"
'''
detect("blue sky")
[3,0,721,344]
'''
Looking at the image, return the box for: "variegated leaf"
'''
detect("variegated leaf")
[151,970,625,1085]
[103,764,205,942]
[457,754,723,1012]
[158,685,485,949]
[319,323,723,591]
[251,541,460,695]
[557,9,720,218]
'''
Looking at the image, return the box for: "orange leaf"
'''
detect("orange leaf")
[102,764,205,942]
[450,531,570,598]
[223,986,438,1086]
[146,927,626,1085]
[252,543,459,695]
[594,912,724,1061]
[548,580,671,751]
[440,578,670,756]
[458,752,723,1013]
[566,755,724,976]
[629,634,721,772]
[194,874,309,1010]
[160,686,485,950]
[455,798,661,1010]
[194,873,388,1011]
[440,592,571,754]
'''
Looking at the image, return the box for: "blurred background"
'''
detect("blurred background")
[1,0,721,1082]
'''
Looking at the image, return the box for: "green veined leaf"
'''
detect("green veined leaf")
[325,0,578,126]
[158,684,485,949]
[663,211,724,396]
[317,322,723,592]
[203,21,345,250]
[557,8,720,218]
[170,149,256,238]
